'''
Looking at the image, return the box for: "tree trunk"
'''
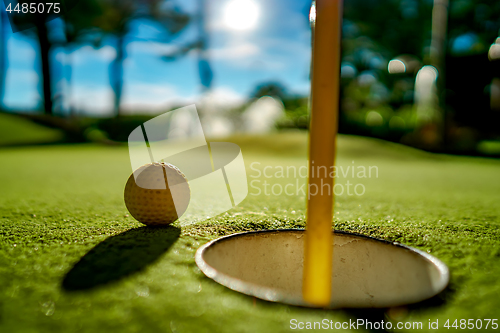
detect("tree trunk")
[65,47,75,116]
[0,7,8,109]
[110,33,126,117]
[35,21,53,115]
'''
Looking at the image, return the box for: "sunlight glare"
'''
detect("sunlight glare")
[223,0,259,31]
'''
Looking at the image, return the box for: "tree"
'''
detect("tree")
[93,0,190,117]
[10,0,83,115]
[6,0,106,116]
[61,0,103,115]
[160,0,213,94]
[12,11,54,114]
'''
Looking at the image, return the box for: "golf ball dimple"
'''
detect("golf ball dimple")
[124,163,190,226]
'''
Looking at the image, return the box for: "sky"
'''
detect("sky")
[2,0,313,115]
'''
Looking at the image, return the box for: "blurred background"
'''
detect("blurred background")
[1,0,500,156]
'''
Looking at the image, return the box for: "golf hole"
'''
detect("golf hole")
[195,230,449,308]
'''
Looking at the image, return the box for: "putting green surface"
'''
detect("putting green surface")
[1,132,499,332]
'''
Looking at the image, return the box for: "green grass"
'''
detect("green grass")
[0,113,64,146]
[0,132,499,332]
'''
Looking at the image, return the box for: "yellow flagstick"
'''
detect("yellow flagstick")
[302,0,342,307]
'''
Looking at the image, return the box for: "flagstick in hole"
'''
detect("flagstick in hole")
[302,0,343,307]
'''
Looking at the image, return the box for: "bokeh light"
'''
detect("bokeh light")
[488,38,500,61]
[388,59,406,74]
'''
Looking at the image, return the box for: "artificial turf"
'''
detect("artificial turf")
[0,132,499,332]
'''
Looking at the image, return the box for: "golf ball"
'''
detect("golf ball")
[124,162,190,225]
